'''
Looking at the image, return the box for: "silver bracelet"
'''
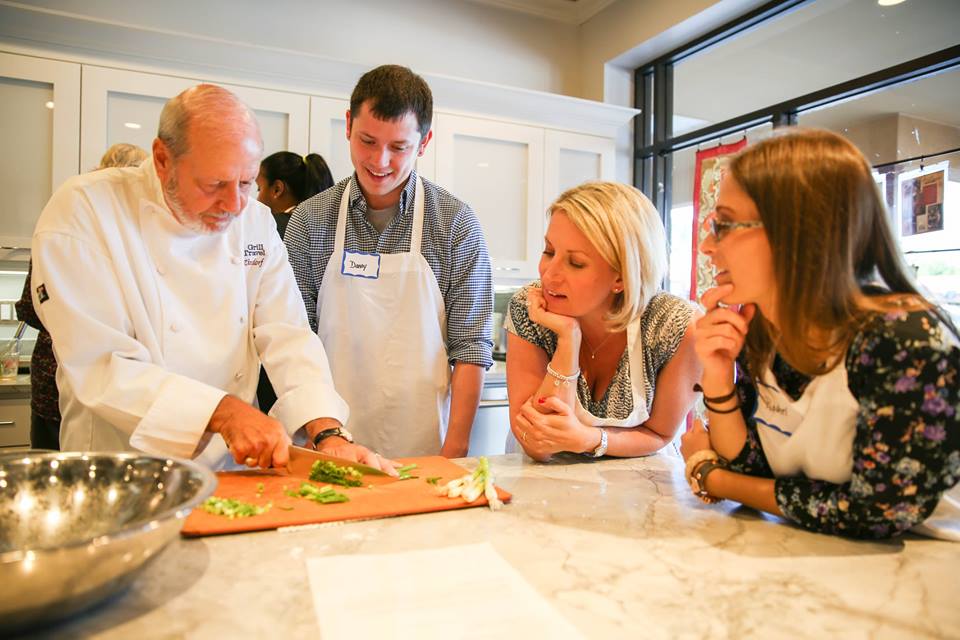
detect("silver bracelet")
[546,363,580,387]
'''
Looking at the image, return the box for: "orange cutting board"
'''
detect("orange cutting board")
[181,456,511,537]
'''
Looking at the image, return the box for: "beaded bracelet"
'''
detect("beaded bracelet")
[685,449,726,504]
[546,363,580,387]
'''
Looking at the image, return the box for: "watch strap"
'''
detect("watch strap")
[312,426,353,448]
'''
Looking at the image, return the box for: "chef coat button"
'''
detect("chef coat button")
[156,265,166,276]
[169,323,179,333]
[231,256,242,265]
[239,316,245,324]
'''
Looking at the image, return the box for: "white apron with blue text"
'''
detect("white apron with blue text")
[315,177,450,458]
[754,361,960,541]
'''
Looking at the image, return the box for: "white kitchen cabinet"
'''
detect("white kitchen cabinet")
[543,130,616,206]
[80,66,310,172]
[309,96,436,186]
[0,52,80,253]
[435,114,545,279]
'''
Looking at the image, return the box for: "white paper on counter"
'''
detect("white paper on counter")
[305,542,584,639]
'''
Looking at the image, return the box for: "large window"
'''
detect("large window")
[636,0,960,320]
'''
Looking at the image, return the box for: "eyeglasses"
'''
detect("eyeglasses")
[707,217,764,241]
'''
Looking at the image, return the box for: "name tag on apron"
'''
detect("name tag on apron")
[341,250,381,279]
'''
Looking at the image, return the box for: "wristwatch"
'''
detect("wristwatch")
[312,426,354,448]
[586,428,608,458]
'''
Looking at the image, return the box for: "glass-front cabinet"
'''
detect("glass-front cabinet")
[435,113,545,280]
[0,52,80,253]
[80,65,310,172]
[543,130,615,206]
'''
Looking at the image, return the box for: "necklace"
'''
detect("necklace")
[582,332,614,360]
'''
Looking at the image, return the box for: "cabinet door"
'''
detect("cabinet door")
[309,97,436,186]
[543,130,616,207]
[81,66,309,172]
[0,396,31,448]
[0,53,80,252]
[435,114,545,279]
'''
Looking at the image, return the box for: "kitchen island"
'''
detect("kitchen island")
[23,452,959,639]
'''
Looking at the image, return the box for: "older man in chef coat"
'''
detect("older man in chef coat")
[31,84,392,472]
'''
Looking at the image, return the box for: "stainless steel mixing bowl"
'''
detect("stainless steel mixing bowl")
[0,451,217,632]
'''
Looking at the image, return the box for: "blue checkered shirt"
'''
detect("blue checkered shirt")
[284,171,494,369]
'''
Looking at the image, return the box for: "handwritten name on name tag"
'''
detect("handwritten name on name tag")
[341,250,381,279]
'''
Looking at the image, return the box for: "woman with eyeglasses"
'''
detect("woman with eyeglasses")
[681,129,960,540]
[506,181,702,461]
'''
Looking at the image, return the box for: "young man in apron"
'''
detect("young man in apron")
[284,65,494,459]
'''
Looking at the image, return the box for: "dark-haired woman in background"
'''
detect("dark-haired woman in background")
[255,151,335,413]
[257,152,334,239]
[680,128,959,540]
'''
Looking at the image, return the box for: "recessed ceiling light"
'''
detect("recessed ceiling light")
[877,0,906,6]
[44,101,54,109]
[124,122,142,130]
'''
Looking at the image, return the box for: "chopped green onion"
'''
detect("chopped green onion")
[309,460,363,487]
[425,476,441,485]
[397,463,418,480]
[202,497,272,519]
[287,481,349,504]
[436,457,502,510]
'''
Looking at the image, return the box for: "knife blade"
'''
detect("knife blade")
[286,445,391,479]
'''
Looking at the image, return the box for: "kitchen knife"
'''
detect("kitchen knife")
[286,445,391,479]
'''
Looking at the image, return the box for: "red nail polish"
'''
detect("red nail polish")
[537,397,546,404]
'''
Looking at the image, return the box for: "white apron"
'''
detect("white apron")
[754,362,960,541]
[505,313,651,453]
[315,178,450,458]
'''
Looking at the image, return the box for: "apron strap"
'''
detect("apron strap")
[335,176,425,256]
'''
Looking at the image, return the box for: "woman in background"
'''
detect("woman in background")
[256,151,334,239]
[681,129,959,540]
[16,143,148,449]
[506,181,701,462]
[255,151,334,412]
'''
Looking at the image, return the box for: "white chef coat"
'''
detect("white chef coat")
[31,159,348,469]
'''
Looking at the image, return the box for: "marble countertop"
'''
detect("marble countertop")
[0,373,30,394]
[25,452,958,639]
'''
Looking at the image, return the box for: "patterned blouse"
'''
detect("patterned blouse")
[506,283,693,419]
[728,307,960,539]
[15,262,61,421]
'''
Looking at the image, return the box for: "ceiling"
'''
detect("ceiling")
[672,0,960,130]
[463,0,616,25]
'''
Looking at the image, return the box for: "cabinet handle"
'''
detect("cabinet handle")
[0,421,14,426]
[478,400,510,408]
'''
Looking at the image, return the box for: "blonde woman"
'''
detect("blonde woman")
[681,129,959,539]
[506,181,701,462]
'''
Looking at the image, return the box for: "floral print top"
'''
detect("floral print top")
[727,307,960,539]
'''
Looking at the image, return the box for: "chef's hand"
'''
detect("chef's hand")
[208,394,291,469]
[514,396,594,461]
[315,434,401,478]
